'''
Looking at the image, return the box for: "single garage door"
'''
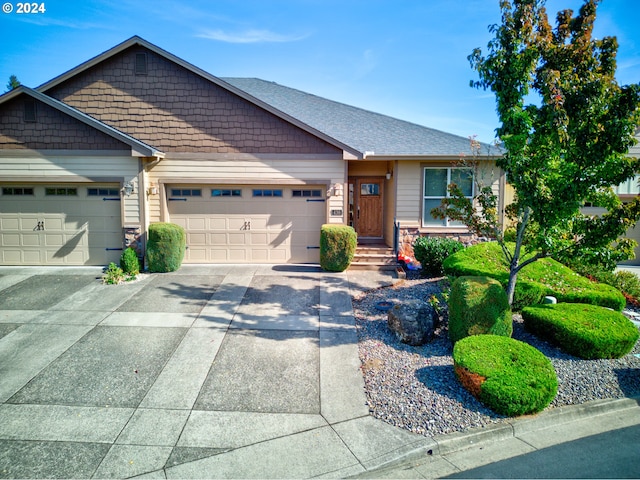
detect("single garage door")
[0,184,123,265]
[168,185,326,263]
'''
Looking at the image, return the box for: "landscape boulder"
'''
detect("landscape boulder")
[387,300,437,345]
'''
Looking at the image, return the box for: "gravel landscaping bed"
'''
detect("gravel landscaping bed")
[352,271,640,437]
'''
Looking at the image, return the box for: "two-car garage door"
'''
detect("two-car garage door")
[0,184,122,265]
[168,185,326,263]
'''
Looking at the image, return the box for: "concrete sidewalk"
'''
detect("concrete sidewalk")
[0,264,638,479]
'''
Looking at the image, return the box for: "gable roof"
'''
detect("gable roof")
[223,78,500,158]
[0,86,164,158]
[34,35,499,159]
[37,36,359,158]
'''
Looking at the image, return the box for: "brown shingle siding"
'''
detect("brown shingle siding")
[0,95,130,151]
[45,46,340,155]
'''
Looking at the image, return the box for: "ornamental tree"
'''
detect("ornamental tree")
[434,0,640,306]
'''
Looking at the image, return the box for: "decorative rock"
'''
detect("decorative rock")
[387,299,437,346]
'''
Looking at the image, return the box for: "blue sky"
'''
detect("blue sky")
[1,0,637,143]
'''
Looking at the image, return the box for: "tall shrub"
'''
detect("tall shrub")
[146,223,186,273]
[320,224,357,272]
[448,275,512,344]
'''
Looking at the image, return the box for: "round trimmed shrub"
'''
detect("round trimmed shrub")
[448,276,512,344]
[320,224,357,272]
[146,222,186,273]
[453,335,558,417]
[413,236,465,276]
[522,303,640,359]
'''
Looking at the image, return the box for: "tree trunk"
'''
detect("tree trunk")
[506,266,518,306]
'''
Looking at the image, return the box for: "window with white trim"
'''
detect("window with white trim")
[422,167,473,226]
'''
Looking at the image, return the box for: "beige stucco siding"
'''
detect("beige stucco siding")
[0,154,141,225]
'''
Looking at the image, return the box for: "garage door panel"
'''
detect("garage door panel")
[19,217,39,230]
[227,217,246,230]
[209,218,226,229]
[21,234,41,247]
[186,247,208,262]
[208,233,227,245]
[22,251,42,264]
[250,218,269,230]
[2,218,20,230]
[169,185,324,264]
[228,233,247,245]
[44,234,65,247]
[186,218,206,230]
[0,183,121,266]
[2,234,20,246]
[187,233,207,245]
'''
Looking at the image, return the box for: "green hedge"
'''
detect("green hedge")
[448,276,512,344]
[443,242,625,311]
[413,236,465,276]
[320,224,357,272]
[146,222,186,273]
[522,303,640,359]
[453,335,558,416]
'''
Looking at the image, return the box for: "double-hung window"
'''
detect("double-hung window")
[422,167,473,226]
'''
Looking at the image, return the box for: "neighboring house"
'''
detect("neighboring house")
[0,36,503,266]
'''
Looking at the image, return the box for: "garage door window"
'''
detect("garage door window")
[253,189,283,197]
[292,189,322,198]
[46,187,78,196]
[171,189,202,197]
[212,189,242,197]
[2,187,34,195]
[88,188,120,196]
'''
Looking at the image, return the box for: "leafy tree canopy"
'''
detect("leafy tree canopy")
[434,0,640,305]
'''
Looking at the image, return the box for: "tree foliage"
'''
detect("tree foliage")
[434,0,640,305]
[6,75,20,92]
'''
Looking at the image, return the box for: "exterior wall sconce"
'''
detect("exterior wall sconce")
[386,172,392,180]
[329,183,344,196]
[122,181,136,196]
[147,183,159,195]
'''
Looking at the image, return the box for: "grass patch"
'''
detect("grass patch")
[443,242,625,311]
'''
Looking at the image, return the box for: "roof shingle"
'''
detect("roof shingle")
[222,77,500,157]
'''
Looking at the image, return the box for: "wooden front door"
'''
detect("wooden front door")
[355,178,383,238]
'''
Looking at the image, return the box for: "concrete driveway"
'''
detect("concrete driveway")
[0,264,433,479]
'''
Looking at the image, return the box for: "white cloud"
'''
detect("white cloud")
[197,29,309,44]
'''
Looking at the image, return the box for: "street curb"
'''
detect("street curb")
[352,396,640,476]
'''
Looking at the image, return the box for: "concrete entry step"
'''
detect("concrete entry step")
[349,245,398,272]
